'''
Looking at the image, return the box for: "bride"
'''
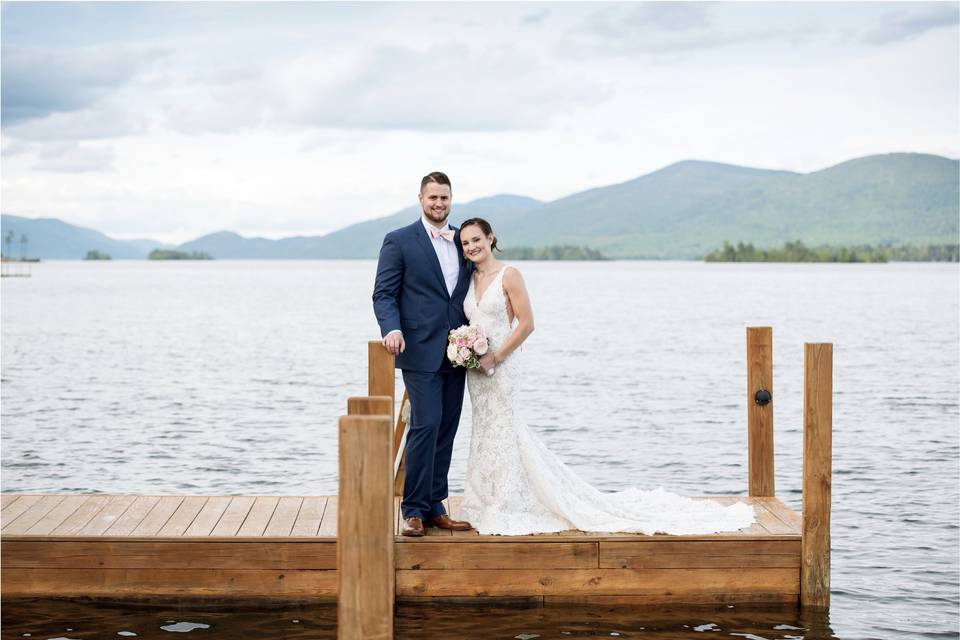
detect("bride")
[455,217,756,536]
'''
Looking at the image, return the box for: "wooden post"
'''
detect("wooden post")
[747,326,775,497]
[368,341,396,423]
[338,414,394,640]
[393,390,410,496]
[347,396,393,417]
[801,342,833,609]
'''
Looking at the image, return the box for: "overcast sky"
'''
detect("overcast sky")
[2,1,958,243]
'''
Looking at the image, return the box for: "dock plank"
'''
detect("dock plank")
[2,567,338,599]
[264,497,303,537]
[397,567,799,597]
[750,501,798,535]
[210,497,256,537]
[1,495,43,529]
[758,497,803,532]
[158,497,209,536]
[78,496,137,535]
[25,495,89,536]
[3,495,66,535]
[599,539,801,569]
[291,497,327,537]
[1,495,21,509]
[132,496,184,536]
[542,592,799,606]
[397,542,598,570]
[104,496,160,536]
[237,496,279,537]
[185,496,232,537]
[2,540,337,570]
[317,496,337,537]
[51,495,112,536]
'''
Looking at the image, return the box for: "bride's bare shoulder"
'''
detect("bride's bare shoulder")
[501,263,527,287]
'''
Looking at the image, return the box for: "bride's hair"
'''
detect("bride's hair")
[460,217,501,252]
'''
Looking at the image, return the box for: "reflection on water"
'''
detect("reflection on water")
[0,599,838,640]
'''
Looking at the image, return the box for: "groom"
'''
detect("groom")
[372,171,474,537]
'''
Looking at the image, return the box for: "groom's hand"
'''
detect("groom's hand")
[383,331,405,355]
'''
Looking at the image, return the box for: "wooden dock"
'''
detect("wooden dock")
[0,493,801,604]
[0,327,832,623]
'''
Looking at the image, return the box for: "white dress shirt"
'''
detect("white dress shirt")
[422,216,460,297]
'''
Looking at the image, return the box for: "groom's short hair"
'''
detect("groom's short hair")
[421,171,451,192]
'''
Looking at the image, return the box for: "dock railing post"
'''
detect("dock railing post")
[367,340,408,495]
[338,409,394,640]
[347,396,393,417]
[747,326,775,497]
[801,342,833,609]
[392,390,410,496]
[368,340,396,424]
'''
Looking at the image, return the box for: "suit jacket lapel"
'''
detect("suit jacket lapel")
[413,220,450,298]
[451,226,472,300]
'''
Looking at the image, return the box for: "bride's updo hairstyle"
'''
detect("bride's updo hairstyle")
[460,217,501,252]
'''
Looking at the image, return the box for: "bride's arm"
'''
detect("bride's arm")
[489,266,534,365]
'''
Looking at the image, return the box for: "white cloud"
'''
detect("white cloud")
[0,2,956,241]
[561,2,821,57]
[148,42,611,135]
[33,142,115,173]
[4,102,150,142]
[862,3,960,45]
[1,44,165,127]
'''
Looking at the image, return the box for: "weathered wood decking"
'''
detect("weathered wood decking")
[1,492,801,604]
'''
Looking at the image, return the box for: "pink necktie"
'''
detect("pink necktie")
[429,226,455,242]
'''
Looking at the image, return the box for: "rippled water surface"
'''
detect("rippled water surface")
[2,260,958,639]
[0,599,838,639]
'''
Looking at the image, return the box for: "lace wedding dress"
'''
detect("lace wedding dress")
[459,265,756,536]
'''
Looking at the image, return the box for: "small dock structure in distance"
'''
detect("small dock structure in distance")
[1,328,833,625]
[0,259,32,277]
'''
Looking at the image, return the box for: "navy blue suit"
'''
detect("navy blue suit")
[373,219,472,521]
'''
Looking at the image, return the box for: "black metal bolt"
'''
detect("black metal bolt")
[754,389,772,406]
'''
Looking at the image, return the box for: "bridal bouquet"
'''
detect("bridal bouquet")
[446,325,489,369]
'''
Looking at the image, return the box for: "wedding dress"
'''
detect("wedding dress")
[459,265,756,536]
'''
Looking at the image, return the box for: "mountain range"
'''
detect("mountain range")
[2,152,957,260]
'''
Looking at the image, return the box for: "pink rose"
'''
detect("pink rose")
[458,346,471,361]
[473,337,489,355]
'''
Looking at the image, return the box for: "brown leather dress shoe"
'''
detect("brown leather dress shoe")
[401,516,425,537]
[427,514,473,531]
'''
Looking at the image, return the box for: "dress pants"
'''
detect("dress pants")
[400,366,466,521]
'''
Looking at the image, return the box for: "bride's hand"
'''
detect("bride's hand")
[478,352,498,374]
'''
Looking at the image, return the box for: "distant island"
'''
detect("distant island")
[84,250,111,260]
[148,249,212,260]
[704,240,960,263]
[499,245,605,260]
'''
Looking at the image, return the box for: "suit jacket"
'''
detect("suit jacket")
[373,219,472,372]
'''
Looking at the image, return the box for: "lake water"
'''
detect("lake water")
[2,260,958,639]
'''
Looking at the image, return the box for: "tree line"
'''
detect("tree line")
[703,240,959,263]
